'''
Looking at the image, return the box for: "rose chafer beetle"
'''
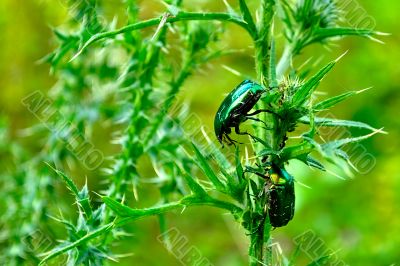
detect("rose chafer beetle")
[244,163,296,228]
[214,80,272,145]
[267,166,295,227]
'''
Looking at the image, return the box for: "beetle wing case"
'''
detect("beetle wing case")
[268,168,295,227]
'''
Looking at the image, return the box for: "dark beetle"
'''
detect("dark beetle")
[214,80,266,145]
[268,167,295,227]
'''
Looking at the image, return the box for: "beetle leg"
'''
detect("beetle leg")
[236,127,259,143]
[224,133,242,146]
[244,116,272,130]
[234,125,246,135]
[224,134,236,146]
[247,109,282,119]
[244,166,267,179]
[234,125,258,142]
[235,124,253,137]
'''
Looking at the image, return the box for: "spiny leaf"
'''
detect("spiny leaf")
[313,87,371,111]
[219,166,237,188]
[157,213,171,250]
[46,163,79,196]
[103,196,182,218]
[296,57,323,80]
[180,195,243,214]
[304,106,316,138]
[247,179,258,210]
[311,27,375,43]
[335,149,358,175]
[103,197,144,217]
[305,156,326,171]
[222,0,237,16]
[299,116,384,132]
[217,161,245,202]
[201,129,233,169]
[257,145,278,157]
[182,173,208,197]
[39,223,114,265]
[238,0,257,33]
[71,12,254,61]
[235,146,244,183]
[322,130,383,151]
[297,155,326,171]
[310,131,376,176]
[292,53,345,107]
[279,141,314,162]
[191,143,226,192]
[252,135,274,151]
[278,0,295,30]
[77,184,93,218]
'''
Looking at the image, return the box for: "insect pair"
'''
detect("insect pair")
[246,164,295,228]
[214,80,277,146]
[215,80,294,228]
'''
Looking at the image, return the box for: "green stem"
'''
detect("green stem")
[39,223,114,265]
[263,221,272,265]
[249,221,265,266]
[40,195,242,265]
[248,215,273,266]
[276,44,292,78]
[251,1,276,265]
[255,0,276,148]
[181,196,243,215]
[72,11,255,60]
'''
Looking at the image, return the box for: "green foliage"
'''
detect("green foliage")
[0,0,386,265]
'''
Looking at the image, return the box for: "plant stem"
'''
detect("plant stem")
[72,11,255,60]
[251,1,276,265]
[255,0,276,149]
[276,44,292,78]
[249,221,265,266]
[263,220,273,265]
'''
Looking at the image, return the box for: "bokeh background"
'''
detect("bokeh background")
[1,0,399,265]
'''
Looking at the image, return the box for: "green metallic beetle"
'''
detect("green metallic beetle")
[214,80,269,145]
[267,166,295,227]
[245,163,296,228]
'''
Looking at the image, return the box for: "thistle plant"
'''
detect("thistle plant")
[0,0,386,265]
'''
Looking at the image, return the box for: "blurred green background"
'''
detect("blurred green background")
[1,0,399,265]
